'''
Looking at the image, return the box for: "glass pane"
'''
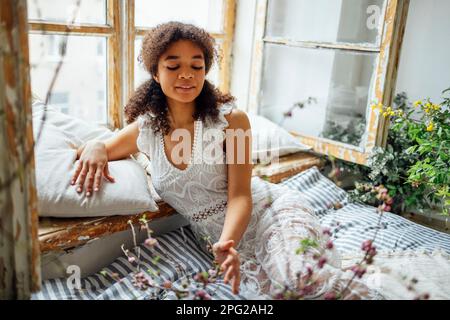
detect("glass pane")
[134,38,149,89]
[135,0,224,33]
[260,44,377,147]
[134,38,221,89]
[266,0,385,45]
[27,0,107,25]
[29,34,108,125]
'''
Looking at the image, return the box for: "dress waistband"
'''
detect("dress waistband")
[191,199,227,222]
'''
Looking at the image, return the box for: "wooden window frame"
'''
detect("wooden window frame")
[1,0,41,298]
[28,0,236,129]
[28,0,123,129]
[248,0,410,165]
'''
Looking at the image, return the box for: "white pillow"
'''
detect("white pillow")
[249,114,312,164]
[32,102,159,217]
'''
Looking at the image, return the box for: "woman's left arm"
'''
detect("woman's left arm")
[219,109,253,246]
[213,109,253,294]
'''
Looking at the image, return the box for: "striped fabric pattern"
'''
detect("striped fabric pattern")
[33,166,450,300]
[282,167,450,254]
[33,227,243,300]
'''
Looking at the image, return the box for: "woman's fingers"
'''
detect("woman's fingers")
[220,240,235,251]
[76,163,89,193]
[71,161,83,186]
[85,164,97,196]
[224,265,234,284]
[221,255,235,272]
[232,271,241,294]
[216,240,234,252]
[94,164,104,192]
[224,265,241,294]
[103,163,115,183]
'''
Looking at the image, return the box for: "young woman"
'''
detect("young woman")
[71,22,377,299]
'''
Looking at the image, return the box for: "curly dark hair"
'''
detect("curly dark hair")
[124,21,235,135]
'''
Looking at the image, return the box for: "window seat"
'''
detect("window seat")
[38,152,322,254]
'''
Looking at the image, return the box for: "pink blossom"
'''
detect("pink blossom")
[324,292,338,300]
[351,266,367,278]
[318,257,327,269]
[128,256,136,264]
[322,228,332,236]
[361,240,373,251]
[326,240,334,250]
[145,237,158,247]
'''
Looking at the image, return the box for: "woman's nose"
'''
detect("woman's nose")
[178,72,194,79]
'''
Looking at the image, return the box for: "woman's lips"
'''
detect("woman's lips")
[175,86,196,93]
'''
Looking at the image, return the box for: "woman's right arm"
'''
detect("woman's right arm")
[71,121,141,196]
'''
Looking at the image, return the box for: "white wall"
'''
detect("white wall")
[231,0,450,110]
[395,0,450,103]
[230,0,257,109]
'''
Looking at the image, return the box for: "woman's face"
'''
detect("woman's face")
[154,40,206,105]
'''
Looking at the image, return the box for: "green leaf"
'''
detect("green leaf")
[405,146,417,154]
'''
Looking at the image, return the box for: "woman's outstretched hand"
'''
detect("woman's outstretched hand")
[71,140,115,196]
[212,240,241,295]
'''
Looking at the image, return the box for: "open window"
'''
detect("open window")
[132,0,236,95]
[28,0,236,129]
[248,0,410,165]
[28,0,120,128]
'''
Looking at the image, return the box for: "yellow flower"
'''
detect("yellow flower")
[426,122,434,132]
[433,104,441,111]
[425,102,432,108]
[414,100,422,107]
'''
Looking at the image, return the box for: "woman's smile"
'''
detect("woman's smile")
[175,85,196,94]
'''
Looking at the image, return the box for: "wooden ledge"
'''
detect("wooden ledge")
[39,152,322,253]
[252,152,323,184]
[39,201,176,253]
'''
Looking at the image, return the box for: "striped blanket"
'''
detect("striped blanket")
[33,167,450,300]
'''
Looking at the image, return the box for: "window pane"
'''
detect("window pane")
[135,0,224,33]
[266,0,385,45]
[134,38,149,89]
[29,34,108,125]
[134,38,221,89]
[27,0,107,24]
[260,44,377,147]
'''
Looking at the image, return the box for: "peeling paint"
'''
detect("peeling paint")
[5,85,18,107]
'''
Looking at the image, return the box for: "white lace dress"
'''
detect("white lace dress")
[136,104,379,300]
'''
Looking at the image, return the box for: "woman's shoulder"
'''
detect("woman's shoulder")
[222,107,250,131]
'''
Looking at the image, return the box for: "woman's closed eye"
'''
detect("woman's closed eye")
[166,65,204,71]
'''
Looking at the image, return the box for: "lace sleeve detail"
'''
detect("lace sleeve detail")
[136,113,153,158]
[215,102,235,131]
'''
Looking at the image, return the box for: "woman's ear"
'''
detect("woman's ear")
[153,75,159,83]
